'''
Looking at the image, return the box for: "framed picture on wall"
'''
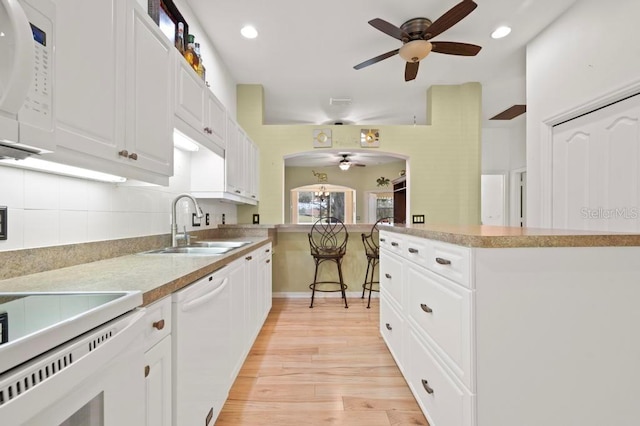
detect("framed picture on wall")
[148,0,188,48]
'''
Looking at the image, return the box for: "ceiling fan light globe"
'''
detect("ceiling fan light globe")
[339,162,350,171]
[399,40,432,62]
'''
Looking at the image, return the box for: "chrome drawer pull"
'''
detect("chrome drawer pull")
[246,256,253,261]
[385,273,392,279]
[144,365,150,378]
[435,257,451,265]
[391,242,399,247]
[421,379,434,395]
[420,303,433,314]
[385,323,392,331]
[408,247,419,254]
[152,319,165,330]
[266,259,271,264]
[380,238,386,242]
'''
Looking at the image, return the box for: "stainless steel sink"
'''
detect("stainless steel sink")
[143,246,233,255]
[191,240,251,248]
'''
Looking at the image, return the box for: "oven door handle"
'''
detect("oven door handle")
[180,278,229,312]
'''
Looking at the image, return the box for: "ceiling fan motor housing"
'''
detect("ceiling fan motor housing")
[400,17,433,42]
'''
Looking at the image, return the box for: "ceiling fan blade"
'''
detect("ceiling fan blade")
[424,0,477,40]
[354,48,400,70]
[431,41,481,56]
[353,163,366,167]
[368,18,410,41]
[405,61,419,81]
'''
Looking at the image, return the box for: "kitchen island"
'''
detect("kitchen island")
[378,224,640,426]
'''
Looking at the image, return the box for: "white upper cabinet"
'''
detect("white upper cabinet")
[189,116,259,205]
[174,56,225,155]
[123,2,174,177]
[52,0,173,184]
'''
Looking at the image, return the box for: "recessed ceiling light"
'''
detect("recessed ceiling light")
[241,25,258,39]
[491,26,512,39]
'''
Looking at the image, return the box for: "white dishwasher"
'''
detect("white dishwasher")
[172,266,231,426]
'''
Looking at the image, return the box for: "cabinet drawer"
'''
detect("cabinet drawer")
[407,265,472,388]
[379,250,403,306]
[428,241,471,288]
[143,296,172,351]
[407,330,474,426]
[379,231,404,255]
[380,296,404,370]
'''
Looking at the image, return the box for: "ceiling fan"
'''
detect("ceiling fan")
[354,0,482,82]
[338,154,365,171]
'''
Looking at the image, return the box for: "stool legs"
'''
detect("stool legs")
[361,256,378,309]
[309,257,348,308]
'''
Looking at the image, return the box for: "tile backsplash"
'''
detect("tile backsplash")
[0,148,236,251]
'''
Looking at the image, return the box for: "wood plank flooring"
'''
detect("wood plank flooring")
[216,297,429,426]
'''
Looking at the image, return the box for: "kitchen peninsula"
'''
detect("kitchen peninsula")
[376,223,640,426]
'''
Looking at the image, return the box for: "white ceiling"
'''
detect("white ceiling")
[188,0,577,128]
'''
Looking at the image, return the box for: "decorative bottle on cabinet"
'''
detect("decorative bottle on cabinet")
[184,34,199,71]
[175,22,185,54]
[195,42,206,81]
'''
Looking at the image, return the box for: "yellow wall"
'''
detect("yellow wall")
[237,83,482,225]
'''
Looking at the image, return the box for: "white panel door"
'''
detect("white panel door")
[552,94,640,231]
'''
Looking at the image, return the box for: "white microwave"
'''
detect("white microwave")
[0,0,54,158]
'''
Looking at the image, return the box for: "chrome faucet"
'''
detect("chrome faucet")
[171,193,204,247]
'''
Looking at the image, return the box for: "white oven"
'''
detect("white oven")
[0,292,146,426]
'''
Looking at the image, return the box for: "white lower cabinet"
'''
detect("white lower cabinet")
[380,230,640,426]
[142,296,172,426]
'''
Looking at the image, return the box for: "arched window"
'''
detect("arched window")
[291,184,356,224]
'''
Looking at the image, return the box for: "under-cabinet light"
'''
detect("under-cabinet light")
[173,130,200,152]
[0,157,127,183]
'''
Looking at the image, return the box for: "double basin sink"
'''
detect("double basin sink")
[144,240,251,256]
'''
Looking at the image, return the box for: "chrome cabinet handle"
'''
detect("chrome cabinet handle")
[408,247,419,254]
[421,379,434,395]
[152,319,165,330]
[435,257,451,265]
[144,365,150,378]
[204,127,212,134]
[265,249,271,253]
[266,259,271,264]
[128,152,138,160]
[118,150,129,158]
[420,303,433,314]
[385,323,392,331]
[235,190,241,194]
[246,256,253,261]
[391,242,399,247]
[380,238,386,242]
[385,273,392,279]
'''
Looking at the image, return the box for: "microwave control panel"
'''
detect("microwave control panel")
[18,0,54,136]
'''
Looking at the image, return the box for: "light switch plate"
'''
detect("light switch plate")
[412,214,425,224]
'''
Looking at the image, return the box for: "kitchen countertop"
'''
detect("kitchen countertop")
[0,238,271,306]
[381,224,640,248]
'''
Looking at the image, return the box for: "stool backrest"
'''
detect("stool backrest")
[361,217,394,258]
[308,216,348,255]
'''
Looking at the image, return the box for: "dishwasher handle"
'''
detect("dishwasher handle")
[180,277,229,312]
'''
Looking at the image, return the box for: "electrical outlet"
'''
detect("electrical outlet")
[412,214,425,224]
[0,206,6,240]
[192,213,201,227]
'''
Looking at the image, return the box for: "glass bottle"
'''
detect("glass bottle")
[175,22,185,54]
[184,34,198,71]
[195,42,206,81]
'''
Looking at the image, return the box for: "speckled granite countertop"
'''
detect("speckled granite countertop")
[381,224,640,248]
[0,238,271,306]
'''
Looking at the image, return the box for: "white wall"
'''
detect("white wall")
[0,149,237,251]
[526,0,640,226]
[482,119,526,173]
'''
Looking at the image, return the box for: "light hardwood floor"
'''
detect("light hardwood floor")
[216,297,429,426]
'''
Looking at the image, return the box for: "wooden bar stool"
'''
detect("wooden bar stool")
[308,217,349,308]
